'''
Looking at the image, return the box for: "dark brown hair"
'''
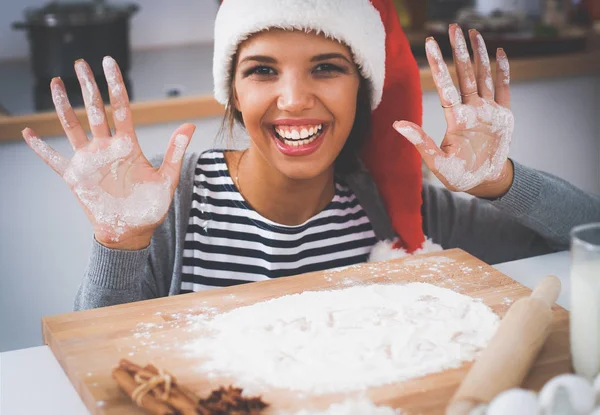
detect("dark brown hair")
[218,55,372,175]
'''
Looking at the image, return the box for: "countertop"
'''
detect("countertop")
[0,250,572,415]
[0,40,599,142]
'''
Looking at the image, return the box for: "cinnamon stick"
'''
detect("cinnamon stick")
[114,359,199,415]
[143,364,199,415]
[113,359,269,415]
[112,367,176,415]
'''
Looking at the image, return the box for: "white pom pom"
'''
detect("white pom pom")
[538,374,595,415]
[487,389,538,415]
[368,238,442,262]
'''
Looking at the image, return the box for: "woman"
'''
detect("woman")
[21,0,600,310]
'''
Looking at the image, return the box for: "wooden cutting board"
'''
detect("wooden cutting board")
[42,249,571,415]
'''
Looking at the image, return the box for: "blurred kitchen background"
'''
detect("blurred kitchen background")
[0,0,599,352]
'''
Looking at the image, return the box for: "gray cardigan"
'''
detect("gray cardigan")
[74,153,600,310]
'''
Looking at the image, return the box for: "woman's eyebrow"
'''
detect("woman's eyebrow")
[310,53,352,64]
[239,55,278,65]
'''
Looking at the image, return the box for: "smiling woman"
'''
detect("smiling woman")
[222,40,373,176]
[18,0,600,308]
[230,33,365,174]
[224,30,370,224]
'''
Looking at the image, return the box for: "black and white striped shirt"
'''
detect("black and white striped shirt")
[180,150,377,293]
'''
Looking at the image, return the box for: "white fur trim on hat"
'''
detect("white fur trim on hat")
[213,0,386,110]
[368,238,444,263]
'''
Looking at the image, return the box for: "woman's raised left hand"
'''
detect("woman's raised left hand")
[394,25,514,199]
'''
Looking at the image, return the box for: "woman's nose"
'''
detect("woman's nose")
[277,77,315,113]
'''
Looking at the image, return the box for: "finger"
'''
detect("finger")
[74,59,111,138]
[449,24,478,105]
[50,78,90,151]
[469,30,494,100]
[102,56,135,136]
[22,128,69,176]
[425,37,460,108]
[158,123,196,185]
[495,48,511,109]
[393,121,444,168]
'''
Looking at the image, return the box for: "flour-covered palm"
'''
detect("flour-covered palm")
[394,25,514,196]
[22,58,195,248]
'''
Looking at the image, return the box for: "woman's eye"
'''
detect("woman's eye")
[313,63,345,75]
[244,66,276,77]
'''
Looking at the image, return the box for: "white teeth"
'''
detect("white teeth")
[275,124,323,141]
[275,123,324,147]
[282,135,319,147]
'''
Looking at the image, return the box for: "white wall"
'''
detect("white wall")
[0,0,218,60]
[1,75,599,352]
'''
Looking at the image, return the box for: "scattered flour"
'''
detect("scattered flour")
[63,136,132,184]
[426,39,460,105]
[394,124,423,145]
[171,134,190,163]
[87,106,105,127]
[75,60,105,126]
[435,100,513,191]
[454,105,478,129]
[498,54,510,85]
[26,135,69,174]
[368,239,443,263]
[59,136,173,241]
[454,28,470,63]
[422,34,513,192]
[51,82,71,128]
[184,282,499,395]
[110,159,121,181]
[476,34,494,92]
[402,256,455,267]
[288,398,402,415]
[103,56,124,97]
[466,76,477,90]
[103,56,128,123]
[114,107,128,122]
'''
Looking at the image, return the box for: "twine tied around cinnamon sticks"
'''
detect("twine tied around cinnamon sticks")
[132,367,173,406]
[112,359,269,415]
[113,359,202,415]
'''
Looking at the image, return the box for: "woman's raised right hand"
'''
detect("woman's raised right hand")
[22,57,196,250]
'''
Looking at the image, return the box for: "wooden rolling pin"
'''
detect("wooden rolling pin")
[446,275,562,415]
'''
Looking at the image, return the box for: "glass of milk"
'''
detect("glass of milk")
[570,223,600,380]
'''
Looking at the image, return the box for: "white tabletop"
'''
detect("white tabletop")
[0,251,572,415]
[493,250,571,309]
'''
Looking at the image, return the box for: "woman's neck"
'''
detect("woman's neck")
[226,149,335,226]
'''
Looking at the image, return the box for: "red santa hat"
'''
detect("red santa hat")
[213,0,436,258]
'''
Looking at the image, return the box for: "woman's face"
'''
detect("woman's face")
[233,30,360,180]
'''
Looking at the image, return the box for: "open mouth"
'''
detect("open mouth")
[272,124,325,147]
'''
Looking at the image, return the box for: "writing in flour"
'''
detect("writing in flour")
[184,282,499,394]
